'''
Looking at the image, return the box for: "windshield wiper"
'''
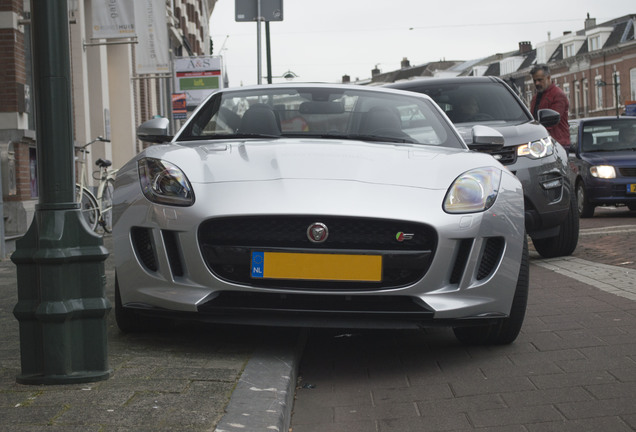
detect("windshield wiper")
[314,133,415,144]
[178,133,282,141]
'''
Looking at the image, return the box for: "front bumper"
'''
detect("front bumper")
[585,176,636,207]
[114,173,525,328]
[506,149,572,237]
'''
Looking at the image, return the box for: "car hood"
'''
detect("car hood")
[138,138,500,190]
[457,121,549,147]
[580,150,636,167]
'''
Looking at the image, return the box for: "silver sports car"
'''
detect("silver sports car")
[113,83,528,345]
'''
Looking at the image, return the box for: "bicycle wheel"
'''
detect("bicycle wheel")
[99,178,115,233]
[75,184,99,231]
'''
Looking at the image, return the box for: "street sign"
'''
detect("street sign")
[235,0,283,21]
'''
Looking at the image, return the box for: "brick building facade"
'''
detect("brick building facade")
[367,14,636,121]
[0,0,35,239]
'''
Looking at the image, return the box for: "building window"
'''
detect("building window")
[29,148,38,198]
[563,83,571,110]
[595,75,604,110]
[631,68,636,100]
[564,44,575,58]
[574,81,580,117]
[582,79,589,117]
[589,36,600,51]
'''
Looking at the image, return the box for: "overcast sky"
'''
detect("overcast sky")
[209,0,634,87]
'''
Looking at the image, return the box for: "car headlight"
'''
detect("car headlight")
[138,158,195,206]
[517,137,554,159]
[444,167,502,214]
[590,165,616,179]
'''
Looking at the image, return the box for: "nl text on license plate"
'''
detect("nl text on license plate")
[250,251,382,281]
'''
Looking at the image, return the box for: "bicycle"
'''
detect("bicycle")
[75,136,118,233]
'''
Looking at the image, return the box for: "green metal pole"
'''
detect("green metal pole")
[11,0,111,385]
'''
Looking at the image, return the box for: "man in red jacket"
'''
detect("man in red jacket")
[530,64,571,151]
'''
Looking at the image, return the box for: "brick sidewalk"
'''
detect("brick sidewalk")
[291,211,636,431]
[291,261,636,431]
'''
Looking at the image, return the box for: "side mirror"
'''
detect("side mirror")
[137,117,173,143]
[466,125,505,152]
[537,109,560,128]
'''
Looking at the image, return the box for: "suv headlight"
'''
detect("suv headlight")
[590,165,616,179]
[138,157,195,206]
[517,137,554,159]
[444,167,502,214]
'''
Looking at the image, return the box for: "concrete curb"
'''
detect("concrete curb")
[215,329,308,432]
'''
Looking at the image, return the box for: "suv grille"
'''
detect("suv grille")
[480,147,517,165]
[619,167,636,177]
[198,216,437,290]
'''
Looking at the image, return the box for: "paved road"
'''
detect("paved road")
[290,207,636,432]
[1,207,634,431]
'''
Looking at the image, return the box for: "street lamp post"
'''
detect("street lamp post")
[12,0,111,385]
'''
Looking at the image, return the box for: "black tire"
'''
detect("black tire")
[532,192,579,258]
[576,181,595,218]
[453,237,529,345]
[99,179,115,233]
[75,184,99,231]
[627,203,636,211]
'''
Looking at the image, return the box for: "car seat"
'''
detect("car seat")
[237,105,281,136]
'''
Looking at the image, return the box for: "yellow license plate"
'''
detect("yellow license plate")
[251,251,382,282]
[630,184,636,193]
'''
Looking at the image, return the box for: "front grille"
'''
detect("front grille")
[619,167,636,177]
[610,184,635,197]
[198,216,437,290]
[481,147,517,165]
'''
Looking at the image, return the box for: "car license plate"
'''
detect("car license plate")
[629,184,636,194]
[251,251,382,281]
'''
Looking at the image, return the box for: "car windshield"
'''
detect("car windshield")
[578,119,636,152]
[399,81,530,125]
[175,86,464,149]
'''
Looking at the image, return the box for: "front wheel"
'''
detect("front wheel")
[532,192,579,258]
[75,184,99,231]
[453,237,529,345]
[576,181,595,218]
[98,179,115,233]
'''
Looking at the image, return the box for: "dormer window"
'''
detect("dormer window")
[586,26,613,52]
[589,36,601,51]
[561,34,586,59]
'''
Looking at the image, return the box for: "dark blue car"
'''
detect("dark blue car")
[569,116,636,217]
